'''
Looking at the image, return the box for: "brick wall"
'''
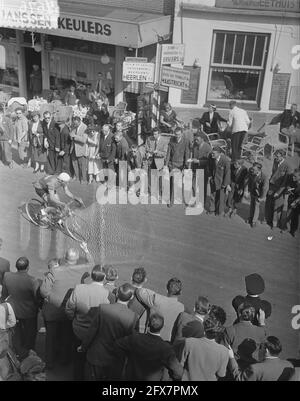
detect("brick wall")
[66,0,175,14]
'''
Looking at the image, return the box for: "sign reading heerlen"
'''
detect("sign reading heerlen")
[122,62,155,82]
[160,66,190,90]
[161,44,185,65]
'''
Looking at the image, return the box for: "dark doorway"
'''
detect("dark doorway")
[24,47,42,98]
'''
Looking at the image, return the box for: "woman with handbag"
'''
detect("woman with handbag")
[28,111,47,173]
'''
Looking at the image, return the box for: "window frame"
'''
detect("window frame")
[207,30,270,109]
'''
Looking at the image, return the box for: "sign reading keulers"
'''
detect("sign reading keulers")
[216,0,300,12]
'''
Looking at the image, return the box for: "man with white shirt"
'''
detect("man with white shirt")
[228,101,251,161]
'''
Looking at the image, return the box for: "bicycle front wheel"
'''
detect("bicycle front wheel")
[25,198,48,228]
[65,213,91,243]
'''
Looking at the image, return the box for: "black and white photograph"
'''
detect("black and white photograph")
[0,0,299,384]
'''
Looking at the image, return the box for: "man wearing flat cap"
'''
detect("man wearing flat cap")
[265,150,292,229]
[232,273,272,327]
[207,146,231,216]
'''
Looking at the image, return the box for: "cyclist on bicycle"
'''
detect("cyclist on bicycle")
[33,173,83,224]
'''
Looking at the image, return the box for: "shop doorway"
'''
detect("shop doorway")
[24,47,42,98]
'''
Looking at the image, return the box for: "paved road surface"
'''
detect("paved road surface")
[0,163,299,380]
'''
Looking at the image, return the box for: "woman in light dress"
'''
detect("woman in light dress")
[86,125,100,184]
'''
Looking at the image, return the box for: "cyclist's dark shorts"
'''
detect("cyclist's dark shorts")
[35,187,49,199]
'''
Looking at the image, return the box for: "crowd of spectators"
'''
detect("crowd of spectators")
[1,94,299,233]
[0,243,299,381]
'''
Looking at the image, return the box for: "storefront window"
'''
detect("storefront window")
[47,35,115,105]
[208,31,269,106]
[0,38,19,96]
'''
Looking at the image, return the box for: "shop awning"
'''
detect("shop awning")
[0,0,60,30]
[1,0,172,48]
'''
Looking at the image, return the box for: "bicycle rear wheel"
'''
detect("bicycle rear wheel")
[65,213,91,243]
[25,198,48,228]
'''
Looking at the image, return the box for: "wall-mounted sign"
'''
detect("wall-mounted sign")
[215,0,300,12]
[0,0,59,29]
[160,66,190,90]
[125,57,148,63]
[122,62,155,82]
[161,44,185,65]
[269,73,291,111]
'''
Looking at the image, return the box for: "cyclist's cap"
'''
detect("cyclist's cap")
[58,173,71,182]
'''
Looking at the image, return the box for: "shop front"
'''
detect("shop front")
[169,0,300,116]
[0,1,171,107]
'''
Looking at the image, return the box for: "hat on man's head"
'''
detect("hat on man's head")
[245,273,265,295]
[275,149,285,157]
[212,146,223,153]
[210,104,217,111]
[65,248,79,262]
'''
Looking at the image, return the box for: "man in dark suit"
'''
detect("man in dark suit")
[1,257,39,359]
[39,244,93,369]
[208,146,231,216]
[65,265,110,380]
[165,127,190,206]
[228,336,295,381]
[223,302,267,368]
[98,124,115,170]
[42,111,60,174]
[114,313,183,381]
[247,162,268,227]
[128,267,148,333]
[265,150,292,229]
[200,104,227,135]
[78,283,137,381]
[227,159,248,217]
[0,106,14,168]
[0,238,9,287]
[272,104,300,131]
[171,296,210,344]
[232,273,272,326]
[56,120,72,175]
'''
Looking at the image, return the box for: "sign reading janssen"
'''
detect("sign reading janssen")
[160,66,190,90]
[122,62,155,83]
[0,0,59,29]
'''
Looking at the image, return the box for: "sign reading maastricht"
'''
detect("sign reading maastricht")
[160,67,190,90]
[0,0,59,29]
[215,0,300,12]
